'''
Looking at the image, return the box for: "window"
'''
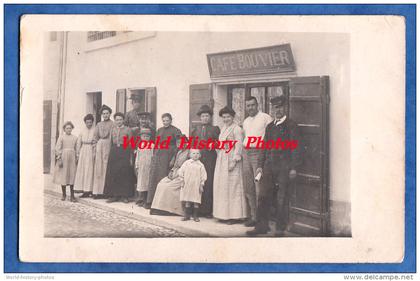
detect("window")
[87,31,117,42]
[227,82,289,124]
[115,87,157,127]
[116,89,127,113]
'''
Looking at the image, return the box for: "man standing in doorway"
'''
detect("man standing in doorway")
[242,96,272,227]
[246,95,301,236]
[124,92,143,136]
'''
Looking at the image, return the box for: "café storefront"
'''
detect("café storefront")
[189,44,330,236]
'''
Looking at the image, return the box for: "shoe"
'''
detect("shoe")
[135,200,142,206]
[122,198,129,203]
[226,219,237,225]
[144,203,151,209]
[79,193,90,198]
[182,207,191,221]
[246,228,269,236]
[106,197,119,203]
[61,196,66,201]
[70,197,77,203]
[244,220,256,227]
[193,208,200,222]
[205,214,213,219]
[92,195,99,200]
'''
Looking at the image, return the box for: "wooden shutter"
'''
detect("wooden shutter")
[189,84,213,134]
[288,76,330,236]
[116,89,127,114]
[43,100,52,174]
[145,87,157,127]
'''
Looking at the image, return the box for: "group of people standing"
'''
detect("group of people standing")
[53,92,301,236]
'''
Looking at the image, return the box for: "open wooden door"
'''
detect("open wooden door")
[288,76,330,236]
[145,87,157,127]
[189,84,214,134]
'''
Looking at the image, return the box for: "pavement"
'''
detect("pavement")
[45,193,185,237]
[44,174,279,237]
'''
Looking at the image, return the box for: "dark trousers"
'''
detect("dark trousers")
[255,168,290,232]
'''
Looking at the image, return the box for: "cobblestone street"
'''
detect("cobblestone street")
[44,193,186,237]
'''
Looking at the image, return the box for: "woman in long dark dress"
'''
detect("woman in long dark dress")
[104,112,135,203]
[190,105,220,217]
[145,113,182,209]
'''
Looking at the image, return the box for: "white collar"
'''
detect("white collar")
[274,115,287,126]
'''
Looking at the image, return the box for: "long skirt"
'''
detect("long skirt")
[103,146,135,197]
[74,144,95,192]
[53,148,77,185]
[151,176,184,216]
[199,151,217,215]
[146,149,175,204]
[92,138,111,195]
[213,152,248,220]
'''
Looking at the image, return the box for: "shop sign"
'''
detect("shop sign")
[207,44,296,78]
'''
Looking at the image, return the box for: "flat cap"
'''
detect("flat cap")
[270,95,286,106]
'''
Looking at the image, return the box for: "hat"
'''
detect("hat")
[219,106,236,117]
[100,104,112,114]
[139,127,152,136]
[197,104,213,116]
[129,92,142,101]
[137,111,151,118]
[270,95,286,106]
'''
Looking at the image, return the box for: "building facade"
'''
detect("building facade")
[43,31,351,236]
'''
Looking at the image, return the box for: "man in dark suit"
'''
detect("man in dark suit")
[246,95,302,236]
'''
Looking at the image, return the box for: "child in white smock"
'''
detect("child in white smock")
[178,149,207,222]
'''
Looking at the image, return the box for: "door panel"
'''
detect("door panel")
[298,131,322,176]
[145,87,157,127]
[289,99,322,125]
[288,76,329,236]
[189,84,213,134]
[43,100,52,174]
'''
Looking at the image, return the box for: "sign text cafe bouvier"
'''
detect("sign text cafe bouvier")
[207,44,296,78]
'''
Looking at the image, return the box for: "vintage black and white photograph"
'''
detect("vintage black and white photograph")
[42,30,350,238]
[19,14,405,263]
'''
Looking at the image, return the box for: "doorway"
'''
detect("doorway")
[227,82,289,122]
[86,91,102,124]
[190,76,330,236]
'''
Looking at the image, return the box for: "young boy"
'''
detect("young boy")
[135,128,154,207]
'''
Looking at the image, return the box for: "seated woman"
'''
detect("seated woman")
[150,135,189,216]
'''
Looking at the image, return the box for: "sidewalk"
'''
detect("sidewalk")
[44,174,277,237]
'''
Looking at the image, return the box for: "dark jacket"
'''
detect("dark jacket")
[258,118,302,180]
[190,124,220,162]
